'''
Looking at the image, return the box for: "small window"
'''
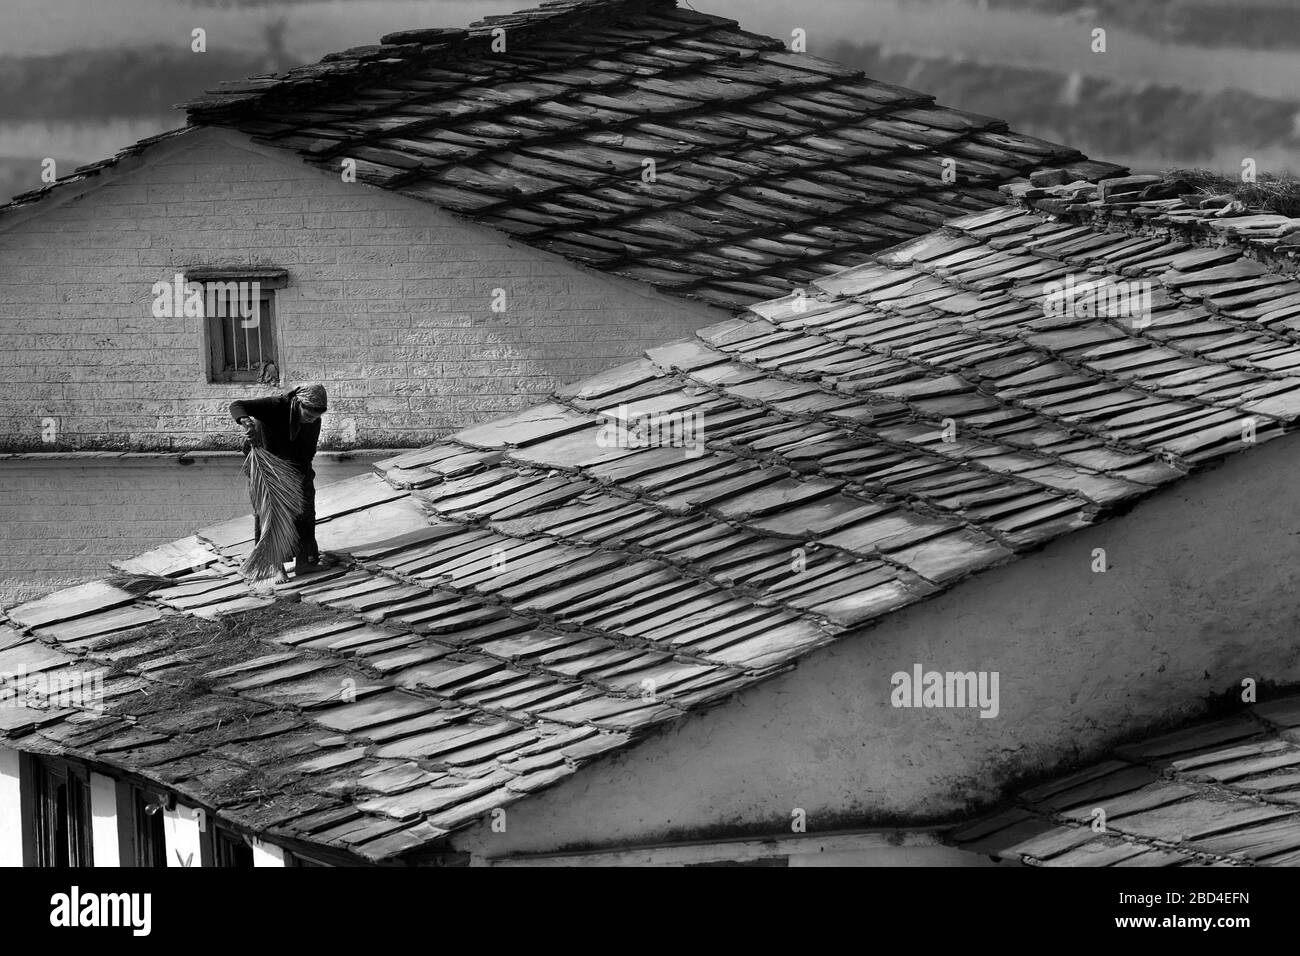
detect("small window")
[205,283,277,383]
[24,756,93,867]
[125,786,168,867]
[190,268,287,385]
[212,826,254,867]
[113,783,169,867]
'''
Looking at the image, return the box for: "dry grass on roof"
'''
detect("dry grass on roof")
[87,599,350,808]
[98,598,337,700]
[1166,167,1300,217]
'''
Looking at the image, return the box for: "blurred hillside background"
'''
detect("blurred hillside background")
[1,0,1297,204]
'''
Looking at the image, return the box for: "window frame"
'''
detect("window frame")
[188,268,287,386]
[20,753,94,867]
[211,825,255,868]
[203,285,279,384]
[115,781,168,868]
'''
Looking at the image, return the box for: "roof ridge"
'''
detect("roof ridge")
[467,0,674,35]
[180,0,679,120]
[0,126,193,221]
[1002,171,1300,272]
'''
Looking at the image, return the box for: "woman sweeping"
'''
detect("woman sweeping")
[230,384,330,582]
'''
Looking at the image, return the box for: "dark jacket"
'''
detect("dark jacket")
[229,393,321,470]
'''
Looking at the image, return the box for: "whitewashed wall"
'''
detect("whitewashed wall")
[89,772,119,867]
[0,748,22,866]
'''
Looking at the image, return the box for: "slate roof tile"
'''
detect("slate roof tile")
[965,695,1300,866]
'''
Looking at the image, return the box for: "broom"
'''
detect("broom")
[239,419,305,582]
[106,570,224,596]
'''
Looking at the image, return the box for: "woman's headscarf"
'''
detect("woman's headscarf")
[287,383,328,439]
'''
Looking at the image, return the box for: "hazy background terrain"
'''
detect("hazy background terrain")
[1,0,1297,203]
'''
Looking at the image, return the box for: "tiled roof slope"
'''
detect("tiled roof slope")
[8,203,1300,860]
[178,0,1109,309]
[953,694,1300,866]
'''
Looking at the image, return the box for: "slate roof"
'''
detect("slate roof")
[953,694,1300,867]
[175,0,1109,309]
[7,193,1300,861]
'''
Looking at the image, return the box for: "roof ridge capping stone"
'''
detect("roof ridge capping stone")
[0,126,193,216]
[179,0,679,118]
[466,0,678,35]
[1003,167,1300,271]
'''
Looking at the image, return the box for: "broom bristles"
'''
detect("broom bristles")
[240,439,306,581]
[106,570,191,595]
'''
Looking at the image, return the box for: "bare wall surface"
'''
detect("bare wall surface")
[453,432,1300,860]
[0,128,721,451]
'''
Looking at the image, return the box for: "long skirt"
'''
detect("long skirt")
[250,465,318,562]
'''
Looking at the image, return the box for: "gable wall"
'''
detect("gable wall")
[451,432,1300,860]
[0,128,722,451]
